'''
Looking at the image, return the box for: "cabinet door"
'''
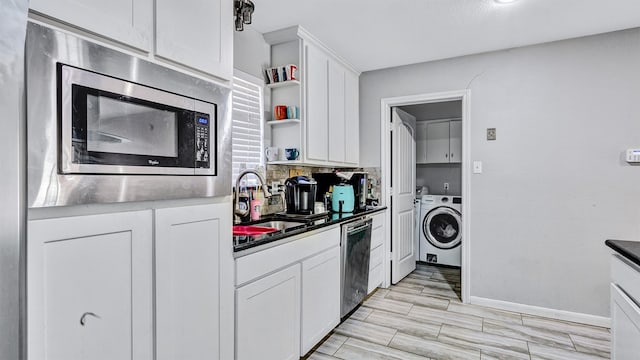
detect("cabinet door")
[416,122,428,164]
[425,121,450,163]
[301,246,341,355]
[328,59,346,163]
[237,264,301,360]
[155,203,233,360]
[30,0,152,51]
[305,43,329,162]
[344,70,360,165]
[156,0,233,80]
[611,284,640,359]
[449,120,462,163]
[27,211,153,360]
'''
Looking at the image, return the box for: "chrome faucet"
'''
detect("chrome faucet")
[234,169,272,223]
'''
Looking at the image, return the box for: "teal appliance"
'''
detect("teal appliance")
[332,184,355,213]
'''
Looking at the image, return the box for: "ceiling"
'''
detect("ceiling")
[400,100,462,121]
[250,0,640,72]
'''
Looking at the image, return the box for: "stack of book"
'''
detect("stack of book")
[264,64,297,84]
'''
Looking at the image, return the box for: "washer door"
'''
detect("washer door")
[423,206,462,249]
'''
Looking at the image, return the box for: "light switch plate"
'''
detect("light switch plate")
[487,128,496,141]
[473,161,483,174]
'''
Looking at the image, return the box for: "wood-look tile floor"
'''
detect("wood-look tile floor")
[306,263,611,360]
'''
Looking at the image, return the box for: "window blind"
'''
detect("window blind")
[232,74,264,186]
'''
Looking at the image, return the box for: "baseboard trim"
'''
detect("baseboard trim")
[469,296,611,328]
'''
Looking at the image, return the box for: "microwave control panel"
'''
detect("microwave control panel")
[195,114,210,164]
[626,149,640,163]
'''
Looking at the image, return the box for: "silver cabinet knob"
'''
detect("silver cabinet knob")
[80,312,101,326]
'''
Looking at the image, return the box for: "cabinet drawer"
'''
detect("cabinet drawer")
[612,254,640,305]
[368,263,382,294]
[371,213,384,230]
[611,283,640,360]
[371,226,384,249]
[370,245,383,269]
[236,227,340,285]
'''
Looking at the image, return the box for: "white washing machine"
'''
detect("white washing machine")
[420,195,462,267]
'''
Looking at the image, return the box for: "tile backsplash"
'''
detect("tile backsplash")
[259,164,382,215]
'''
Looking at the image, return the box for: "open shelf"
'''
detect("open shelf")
[267,160,303,165]
[267,119,301,126]
[266,80,300,89]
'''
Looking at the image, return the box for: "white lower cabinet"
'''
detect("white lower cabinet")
[28,203,233,360]
[301,246,341,355]
[368,212,385,294]
[611,254,640,360]
[235,226,341,359]
[236,264,301,360]
[611,284,640,359]
[155,203,233,360]
[27,211,153,360]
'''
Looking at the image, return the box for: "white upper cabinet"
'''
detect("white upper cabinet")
[419,119,462,164]
[155,0,233,80]
[328,58,346,163]
[449,120,462,163]
[344,70,360,165]
[264,26,360,167]
[305,42,330,162]
[425,121,451,163]
[30,0,233,80]
[30,0,153,51]
[416,122,428,164]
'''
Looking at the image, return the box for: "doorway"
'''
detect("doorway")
[380,90,471,303]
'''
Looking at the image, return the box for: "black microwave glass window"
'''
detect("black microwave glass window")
[85,94,178,158]
[71,84,196,169]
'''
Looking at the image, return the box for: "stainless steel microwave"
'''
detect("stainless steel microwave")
[60,64,215,176]
[26,22,232,207]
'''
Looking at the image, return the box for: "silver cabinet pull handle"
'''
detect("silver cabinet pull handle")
[80,312,101,326]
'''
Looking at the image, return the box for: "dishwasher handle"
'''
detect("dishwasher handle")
[345,219,372,236]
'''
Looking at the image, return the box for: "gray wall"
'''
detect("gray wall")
[360,28,640,317]
[233,26,270,80]
[417,164,462,196]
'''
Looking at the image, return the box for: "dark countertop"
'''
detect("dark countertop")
[234,206,387,253]
[605,239,640,268]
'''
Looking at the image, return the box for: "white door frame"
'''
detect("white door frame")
[380,89,471,303]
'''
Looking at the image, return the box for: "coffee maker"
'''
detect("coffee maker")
[285,176,317,214]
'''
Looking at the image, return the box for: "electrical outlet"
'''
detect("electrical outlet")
[487,128,497,141]
[444,183,449,190]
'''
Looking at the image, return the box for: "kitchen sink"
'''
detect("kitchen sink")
[251,220,307,232]
[233,225,279,236]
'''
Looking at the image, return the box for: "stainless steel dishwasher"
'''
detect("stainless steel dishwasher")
[340,217,373,318]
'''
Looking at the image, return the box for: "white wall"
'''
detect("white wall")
[360,28,640,317]
[417,164,462,196]
[233,26,270,80]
